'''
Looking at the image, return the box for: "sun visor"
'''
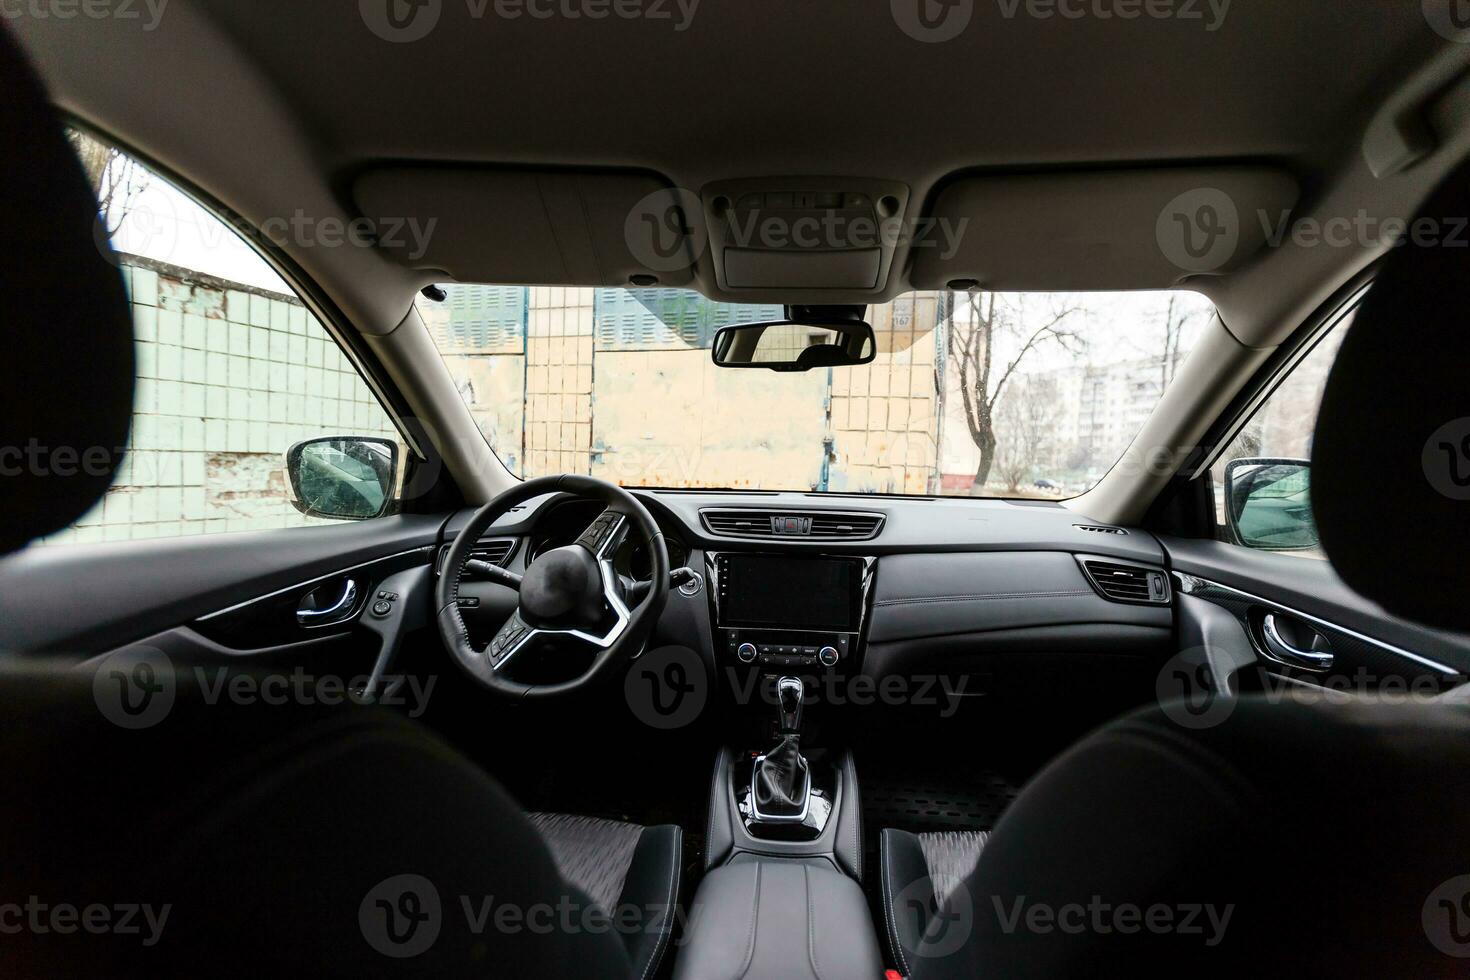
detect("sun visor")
[352,167,697,287]
[912,167,1299,292]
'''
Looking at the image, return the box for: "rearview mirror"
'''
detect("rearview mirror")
[711,320,876,372]
[1223,457,1318,551]
[286,437,398,521]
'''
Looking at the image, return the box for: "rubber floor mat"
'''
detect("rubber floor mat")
[862,769,1021,834]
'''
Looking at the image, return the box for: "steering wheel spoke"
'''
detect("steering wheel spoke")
[574,508,629,558]
[487,611,537,671]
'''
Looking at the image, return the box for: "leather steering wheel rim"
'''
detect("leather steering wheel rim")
[435,474,670,699]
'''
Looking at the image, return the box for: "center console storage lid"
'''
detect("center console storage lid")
[672,854,884,980]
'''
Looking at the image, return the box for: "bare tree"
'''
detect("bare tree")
[1157,294,1204,393]
[948,291,1083,490]
[994,376,1061,493]
[65,129,147,235]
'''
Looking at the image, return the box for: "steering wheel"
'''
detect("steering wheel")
[435,475,670,698]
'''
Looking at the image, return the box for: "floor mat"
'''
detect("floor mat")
[862,768,1021,834]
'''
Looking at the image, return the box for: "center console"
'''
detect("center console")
[675,551,884,979]
[679,690,882,980]
[707,552,874,675]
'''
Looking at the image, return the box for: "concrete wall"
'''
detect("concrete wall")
[45,256,399,544]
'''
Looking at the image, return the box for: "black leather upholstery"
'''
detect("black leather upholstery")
[0,24,134,554]
[672,854,884,980]
[880,828,990,977]
[528,812,683,980]
[878,696,1470,978]
[1312,160,1470,632]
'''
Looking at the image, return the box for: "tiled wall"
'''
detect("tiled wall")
[45,256,399,544]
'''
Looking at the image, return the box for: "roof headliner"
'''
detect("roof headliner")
[201,0,1430,183]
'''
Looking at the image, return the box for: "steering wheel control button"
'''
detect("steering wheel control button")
[819,646,840,667]
[737,643,758,663]
[456,597,480,609]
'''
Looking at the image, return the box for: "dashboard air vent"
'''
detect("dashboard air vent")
[808,514,885,539]
[1074,524,1128,536]
[1076,557,1171,605]
[436,538,518,576]
[700,509,884,541]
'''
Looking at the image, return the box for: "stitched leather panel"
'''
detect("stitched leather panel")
[526,812,644,914]
[917,830,990,913]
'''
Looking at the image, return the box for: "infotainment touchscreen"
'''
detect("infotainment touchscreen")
[720,555,861,632]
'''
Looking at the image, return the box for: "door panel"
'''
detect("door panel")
[0,515,445,655]
[1162,536,1470,694]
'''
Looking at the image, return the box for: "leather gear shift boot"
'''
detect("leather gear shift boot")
[754,734,810,817]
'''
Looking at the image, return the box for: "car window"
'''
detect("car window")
[38,131,404,545]
[1209,304,1354,559]
[419,285,1217,498]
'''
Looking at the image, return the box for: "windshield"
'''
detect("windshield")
[419,286,1214,498]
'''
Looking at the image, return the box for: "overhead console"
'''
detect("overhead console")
[698,176,912,294]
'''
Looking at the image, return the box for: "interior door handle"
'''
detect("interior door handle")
[1261,612,1334,671]
[297,579,358,626]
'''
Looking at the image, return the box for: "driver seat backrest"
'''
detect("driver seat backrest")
[0,24,634,977]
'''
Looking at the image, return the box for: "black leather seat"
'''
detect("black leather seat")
[0,25,679,978]
[878,160,1470,979]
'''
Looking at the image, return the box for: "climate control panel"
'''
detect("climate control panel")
[722,628,852,671]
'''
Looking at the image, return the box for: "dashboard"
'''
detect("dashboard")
[444,489,1176,700]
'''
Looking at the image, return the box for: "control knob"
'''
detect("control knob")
[819,646,839,667]
[737,642,758,664]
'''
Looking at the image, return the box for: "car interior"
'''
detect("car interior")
[3,3,1470,977]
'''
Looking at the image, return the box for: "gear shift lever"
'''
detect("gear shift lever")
[777,676,804,735]
[753,677,811,821]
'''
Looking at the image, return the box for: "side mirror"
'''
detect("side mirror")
[711,319,876,372]
[286,437,398,521]
[1223,457,1318,551]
